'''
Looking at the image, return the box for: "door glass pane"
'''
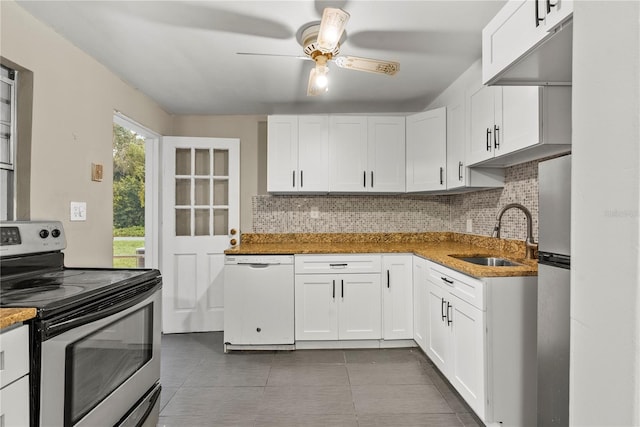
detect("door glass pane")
[67,305,152,425]
[195,209,210,236]
[175,179,191,206]
[194,149,210,176]
[213,149,228,176]
[175,148,191,175]
[194,179,210,206]
[175,209,191,236]
[213,209,228,236]
[0,123,10,165]
[213,179,228,205]
[0,81,10,123]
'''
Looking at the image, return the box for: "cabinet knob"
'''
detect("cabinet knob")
[230,239,237,246]
[230,228,237,235]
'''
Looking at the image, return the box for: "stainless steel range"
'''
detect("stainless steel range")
[0,221,162,427]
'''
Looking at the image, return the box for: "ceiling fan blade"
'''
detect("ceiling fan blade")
[236,52,311,60]
[334,56,400,76]
[317,8,350,53]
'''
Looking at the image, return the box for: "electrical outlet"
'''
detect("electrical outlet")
[310,206,320,219]
[466,218,473,232]
[70,201,87,221]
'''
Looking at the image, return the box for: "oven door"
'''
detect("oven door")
[39,284,161,427]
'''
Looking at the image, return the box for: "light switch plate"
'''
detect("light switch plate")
[70,201,87,221]
[466,218,473,232]
[91,163,103,182]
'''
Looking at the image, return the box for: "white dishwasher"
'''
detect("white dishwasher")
[223,255,294,351]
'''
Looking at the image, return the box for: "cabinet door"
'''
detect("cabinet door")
[0,375,29,427]
[482,0,547,85]
[368,117,406,192]
[298,115,329,192]
[295,274,338,340]
[413,257,428,351]
[446,99,466,189]
[450,295,486,419]
[338,274,382,340]
[382,255,414,340]
[499,86,541,156]
[468,86,497,166]
[329,116,368,192]
[426,281,451,375]
[267,115,298,192]
[405,108,447,192]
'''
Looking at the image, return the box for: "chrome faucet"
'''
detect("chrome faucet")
[492,203,538,259]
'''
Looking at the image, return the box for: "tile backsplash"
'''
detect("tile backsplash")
[253,158,558,240]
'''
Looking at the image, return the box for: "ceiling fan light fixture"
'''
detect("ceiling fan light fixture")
[307,65,329,96]
[317,8,350,53]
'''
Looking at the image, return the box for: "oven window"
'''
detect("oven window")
[65,304,153,425]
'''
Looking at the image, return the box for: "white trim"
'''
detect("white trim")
[112,112,161,269]
[294,339,418,350]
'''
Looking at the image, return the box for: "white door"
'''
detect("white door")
[368,117,406,192]
[267,115,298,192]
[295,274,339,340]
[329,116,368,192]
[382,255,414,340]
[450,296,485,419]
[161,137,239,333]
[405,108,446,192]
[426,281,450,374]
[298,115,329,192]
[338,274,382,340]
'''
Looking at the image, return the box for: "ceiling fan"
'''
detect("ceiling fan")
[238,8,400,96]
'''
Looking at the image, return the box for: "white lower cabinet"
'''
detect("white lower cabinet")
[382,254,413,340]
[412,256,428,351]
[425,261,537,426]
[0,325,30,426]
[294,255,381,341]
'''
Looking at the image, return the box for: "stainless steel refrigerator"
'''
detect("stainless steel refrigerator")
[537,154,571,426]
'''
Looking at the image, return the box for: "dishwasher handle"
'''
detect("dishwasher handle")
[235,263,278,268]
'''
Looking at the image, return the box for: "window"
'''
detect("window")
[1,65,16,220]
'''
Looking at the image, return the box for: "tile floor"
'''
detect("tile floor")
[158,332,482,427]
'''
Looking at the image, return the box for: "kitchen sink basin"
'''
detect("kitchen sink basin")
[452,256,522,267]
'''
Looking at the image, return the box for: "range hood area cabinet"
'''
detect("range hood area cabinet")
[267,115,329,193]
[467,85,571,167]
[483,0,573,85]
[329,116,406,193]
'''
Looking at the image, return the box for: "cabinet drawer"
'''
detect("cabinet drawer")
[0,325,29,388]
[295,255,381,274]
[427,262,484,310]
[0,374,29,426]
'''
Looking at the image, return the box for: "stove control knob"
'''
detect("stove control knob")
[39,229,50,239]
[51,229,61,238]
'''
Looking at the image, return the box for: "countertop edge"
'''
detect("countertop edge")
[0,308,37,330]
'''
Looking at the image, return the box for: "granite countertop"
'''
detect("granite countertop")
[225,232,537,278]
[0,308,37,329]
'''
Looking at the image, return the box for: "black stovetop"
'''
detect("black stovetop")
[1,253,161,319]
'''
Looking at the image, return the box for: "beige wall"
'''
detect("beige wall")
[171,115,267,233]
[1,1,172,267]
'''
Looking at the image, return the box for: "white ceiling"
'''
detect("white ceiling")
[17,1,506,115]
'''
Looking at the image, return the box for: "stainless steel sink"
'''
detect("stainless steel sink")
[452,256,522,267]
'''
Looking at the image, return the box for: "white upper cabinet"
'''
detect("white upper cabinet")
[329,116,405,193]
[367,117,406,193]
[483,0,573,85]
[468,85,571,167]
[328,116,368,192]
[267,115,329,193]
[406,108,447,192]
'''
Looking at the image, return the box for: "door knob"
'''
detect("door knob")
[230,228,237,235]
[230,239,237,246]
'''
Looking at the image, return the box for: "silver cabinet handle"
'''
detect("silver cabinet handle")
[494,125,500,150]
[292,170,295,188]
[458,161,463,181]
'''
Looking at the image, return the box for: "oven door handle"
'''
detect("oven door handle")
[41,279,161,340]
